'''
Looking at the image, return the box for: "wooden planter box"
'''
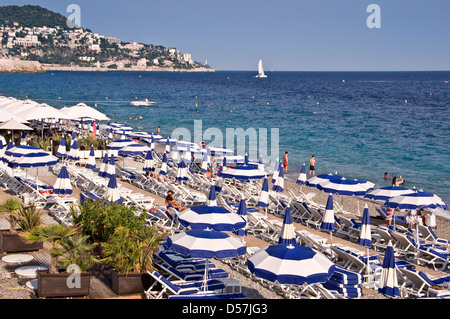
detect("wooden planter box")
[37,270,91,298]
[111,270,150,295]
[0,231,43,254]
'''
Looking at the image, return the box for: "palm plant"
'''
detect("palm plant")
[15,204,43,232]
[24,224,78,273]
[0,197,22,234]
[58,233,99,272]
[102,226,168,274]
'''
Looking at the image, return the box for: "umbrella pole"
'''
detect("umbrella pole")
[201,259,209,294]
[365,247,372,288]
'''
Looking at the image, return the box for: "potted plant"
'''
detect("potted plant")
[102,225,168,295]
[24,224,97,298]
[0,199,44,254]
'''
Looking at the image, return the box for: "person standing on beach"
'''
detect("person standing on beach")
[309,155,316,175]
[283,152,288,173]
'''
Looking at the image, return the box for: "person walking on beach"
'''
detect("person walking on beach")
[283,152,288,173]
[309,155,316,175]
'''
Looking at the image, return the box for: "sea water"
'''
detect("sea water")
[1,70,449,217]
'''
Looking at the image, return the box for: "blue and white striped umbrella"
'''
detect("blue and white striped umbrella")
[165,138,172,154]
[206,185,217,206]
[177,188,246,232]
[378,241,400,298]
[320,193,335,232]
[86,146,96,170]
[271,159,280,184]
[358,203,372,286]
[167,228,247,259]
[4,145,41,166]
[53,166,73,195]
[233,199,248,239]
[98,153,108,177]
[105,173,123,204]
[257,176,270,208]
[200,155,210,174]
[385,189,448,211]
[107,139,134,151]
[306,173,343,188]
[0,140,4,160]
[318,177,375,197]
[159,153,168,176]
[118,143,149,157]
[220,165,266,180]
[296,163,307,185]
[278,207,296,245]
[143,151,155,172]
[320,193,335,246]
[248,244,336,285]
[176,159,188,182]
[56,136,66,158]
[11,151,59,168]
[105,154,116,179]
[364,185,414,202]
[272,164,285,193]
[358,204,372,248]
[67,137,79,161]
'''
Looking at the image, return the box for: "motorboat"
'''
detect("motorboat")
[130,98,156,106]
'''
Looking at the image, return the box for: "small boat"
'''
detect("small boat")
[445,80,450,84]
[130,98,156,106]
[255,59,267,78]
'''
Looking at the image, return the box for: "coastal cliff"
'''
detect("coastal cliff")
[0,59,45,73]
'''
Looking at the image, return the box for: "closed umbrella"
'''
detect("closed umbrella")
[358,204,372,287]
[67,136,79,161]
[105,173,123,204]
[86,146,96,170]
[159,153,168,176]
[56,136,67,158]
[143,151,155,172]
[378,241,400,298]
[233,198,248,241]
[105,154,116,179]
[176,159,188,182]
[98,153,108,178]
[278,207,296,245]
[53,166,73,195]
[320,193,335,246]
[271,159,280,184]
[200,154,210,174]
[257,176,270,211]
[272,164,285,193]
[296,163,307,187]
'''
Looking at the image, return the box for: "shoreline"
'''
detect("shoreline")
[41,64,216,73]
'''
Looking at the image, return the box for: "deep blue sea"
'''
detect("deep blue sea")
[1,70,450,216]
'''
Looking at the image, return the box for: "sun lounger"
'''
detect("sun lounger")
[418,225,449,247]
[145,270,226,299]
[376,208,407,224]
[156,250,216,272]
[398,268,450,298]
[156,262,229,281]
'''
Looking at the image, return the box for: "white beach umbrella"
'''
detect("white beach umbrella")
[60,103,110,121]
[16,103,72,121]
[0,109,29,124]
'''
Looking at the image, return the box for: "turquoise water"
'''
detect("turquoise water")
[1,70,450,215]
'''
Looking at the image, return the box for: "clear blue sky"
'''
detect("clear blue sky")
[3,0,450,71]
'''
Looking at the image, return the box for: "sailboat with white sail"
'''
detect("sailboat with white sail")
[255,59,267,78]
